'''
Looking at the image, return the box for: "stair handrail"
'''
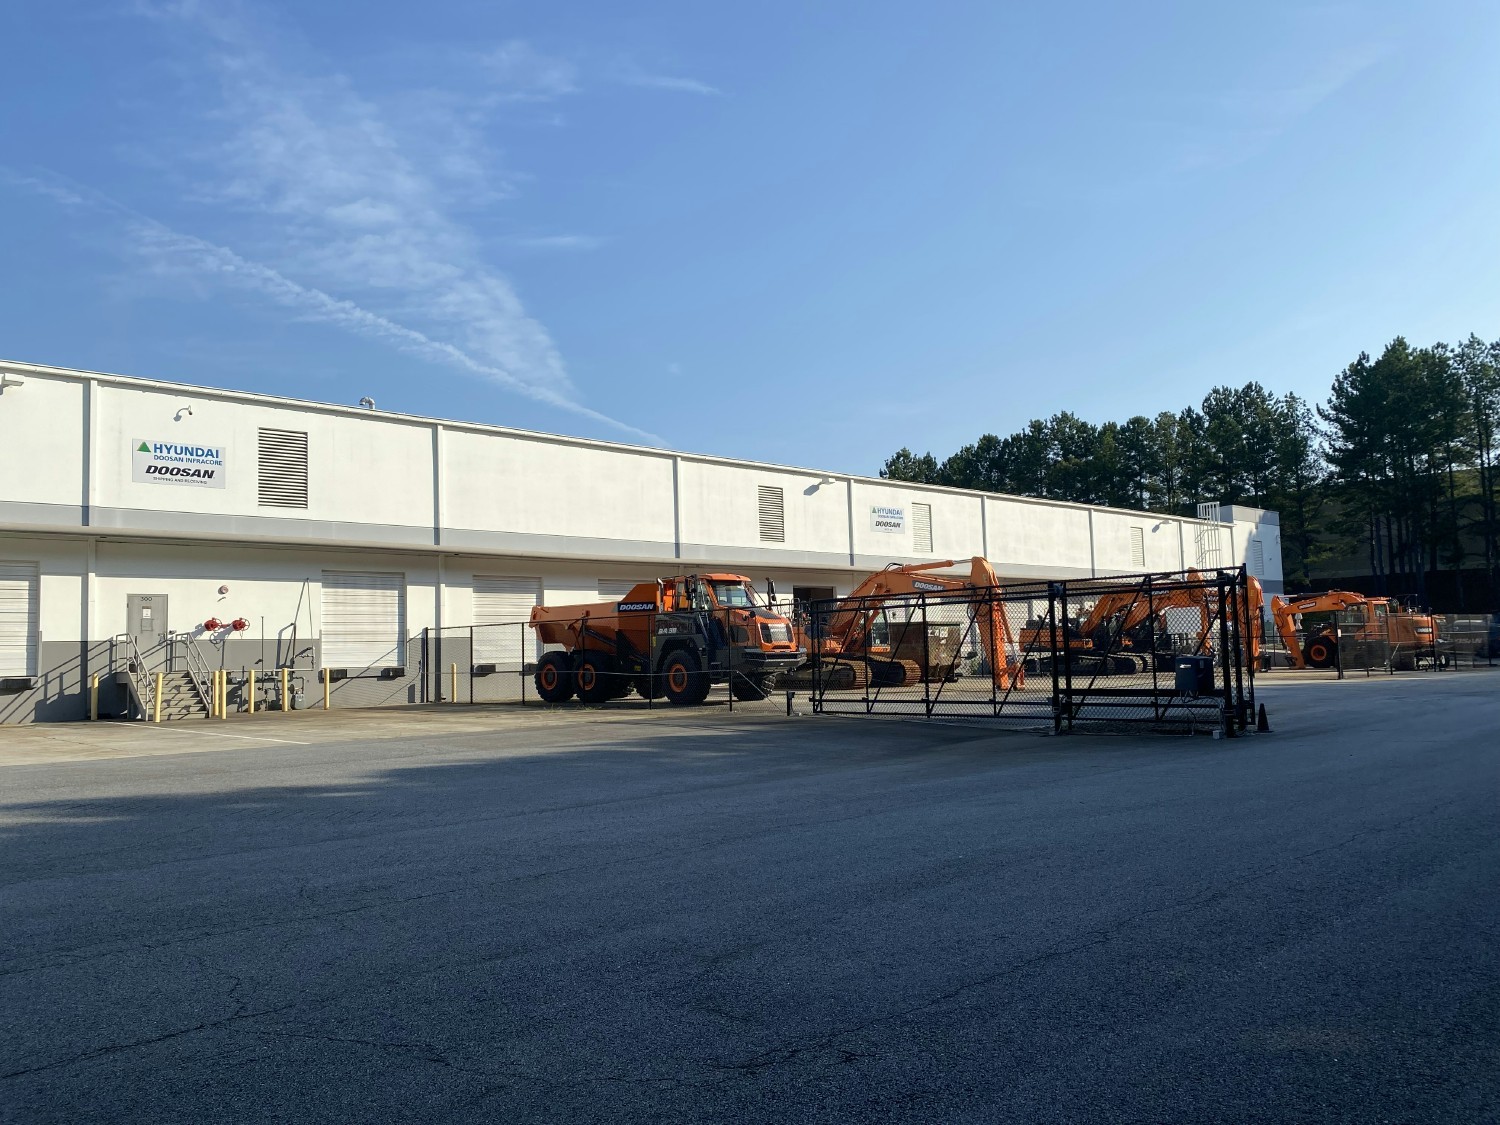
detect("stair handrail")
[174,632,217,713]
[112,632,155,720]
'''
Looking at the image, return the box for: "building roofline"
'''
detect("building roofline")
[1,356,1235,526]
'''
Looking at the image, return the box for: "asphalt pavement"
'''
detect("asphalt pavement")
[1,673,1497,1122]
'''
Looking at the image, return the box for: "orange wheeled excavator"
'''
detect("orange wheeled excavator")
[529,574,804,705]
[1269,591,1437,670]
[789,558,1025,691]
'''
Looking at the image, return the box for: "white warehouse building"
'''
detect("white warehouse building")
[0,359,1283,723]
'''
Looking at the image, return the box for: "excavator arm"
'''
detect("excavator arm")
[815,558,1024,689]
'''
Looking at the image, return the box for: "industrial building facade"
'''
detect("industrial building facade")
[0,359,1283,722]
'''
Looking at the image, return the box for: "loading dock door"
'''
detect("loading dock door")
[473,575,541,668]
[0,563,40,677]
[320,571,406,672]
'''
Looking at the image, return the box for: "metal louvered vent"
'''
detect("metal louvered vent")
[757,486,785,543]
[1130,526,1146,568]
[258,429,309,508]
[912,502,933,553]
[1249,539,1265,576]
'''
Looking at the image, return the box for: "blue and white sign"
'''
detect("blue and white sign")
[132,438,227,489]
[870,505,906,534]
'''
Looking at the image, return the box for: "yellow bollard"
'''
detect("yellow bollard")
[248,669,256,715]
[153,672,164,723]
[323,669,331,710]
[281,667,290,712]
[220,670,229,720]
[450,663,458,703]
[90,674,99,721]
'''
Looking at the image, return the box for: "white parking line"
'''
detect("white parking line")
[146,727,310,746]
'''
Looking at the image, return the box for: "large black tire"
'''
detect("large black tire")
[729,673,772,701]
[534,652,575,703]
[1391,648,1415,672]
[661,650,711,706]
[575,652,614,704]
[633,673,663,700]
[1303,636,1337,669]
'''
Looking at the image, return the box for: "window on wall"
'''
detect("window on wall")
[1249,539,1265,576]
[320,571,406,671]
[912,503,933,553]
[758,486,785,543]
[1130,526,1146,568]
[258,428,309,508]
[0,562,39,677]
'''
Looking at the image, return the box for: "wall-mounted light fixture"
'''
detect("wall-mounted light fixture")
[359,396,376,409]
[0,374,24,395]
[174,404,194,421]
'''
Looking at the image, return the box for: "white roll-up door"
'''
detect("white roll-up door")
[473,575,541,666]
[0,562,39,677]
[321,571,406,671]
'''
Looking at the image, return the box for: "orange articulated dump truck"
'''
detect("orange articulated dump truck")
[529,573,804,706]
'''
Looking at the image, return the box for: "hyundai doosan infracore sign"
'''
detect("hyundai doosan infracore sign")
[870,505,906,533]
[132,439,227,488]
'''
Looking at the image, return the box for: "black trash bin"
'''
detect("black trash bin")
[1174,654,1214,698]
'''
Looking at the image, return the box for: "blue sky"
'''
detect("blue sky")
[3,1,1498,472]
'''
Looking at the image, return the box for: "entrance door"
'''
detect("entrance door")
[126,594,169,664]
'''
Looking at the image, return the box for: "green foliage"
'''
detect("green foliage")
[880,334,1500,605]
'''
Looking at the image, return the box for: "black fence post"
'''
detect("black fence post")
[1049,583,1061,734]
[1146,575,1159,721]
[1218,572,1236,738]
[725,609,733,714]
[989,588,999,719]
[1061,581,1074,732]
[1232,571,1246,730]
[921,594,932,719]
[420,627,429,704]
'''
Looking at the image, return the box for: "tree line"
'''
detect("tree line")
[879,335,1500,610]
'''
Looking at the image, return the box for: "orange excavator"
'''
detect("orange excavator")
[1020,571,1265,674]
[1270,591,1437,670]
[789,558,1025,690]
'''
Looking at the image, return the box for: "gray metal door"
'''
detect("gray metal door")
[127,594,169,664]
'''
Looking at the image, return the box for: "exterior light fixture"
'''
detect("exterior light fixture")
[359,396,376,409]
[175,405,194,420]
[0,374,24,395]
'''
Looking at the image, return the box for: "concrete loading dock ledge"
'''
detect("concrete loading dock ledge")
[0,358,1280,723]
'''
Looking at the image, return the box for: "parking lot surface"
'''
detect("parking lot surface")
[2,673,1497,1122]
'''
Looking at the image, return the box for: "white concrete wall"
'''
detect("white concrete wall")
[0,372,86,513]
[0,359,1285,595]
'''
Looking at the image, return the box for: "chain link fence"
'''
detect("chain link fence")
[802,567,1256,735]
[416,607,792,711]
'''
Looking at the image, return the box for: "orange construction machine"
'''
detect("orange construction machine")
[529,574,804,706]
[791,558,1025,690]
[1270,591,1437,670]
[1020,571,1264,674]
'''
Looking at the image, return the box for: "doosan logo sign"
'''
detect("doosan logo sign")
[870,505,906,534]
[132,439,227,489]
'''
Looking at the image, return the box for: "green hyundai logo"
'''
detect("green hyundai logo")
[137,442,151,453]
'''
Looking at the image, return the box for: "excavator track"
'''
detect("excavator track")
[785,659,872,692]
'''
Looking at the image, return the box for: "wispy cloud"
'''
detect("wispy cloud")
[618,71,722,97]
[108,4,659,441]
[481,39,579,102]
[3,169,660,442]
[1220,43,1387,122]
[507,234,609,251]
